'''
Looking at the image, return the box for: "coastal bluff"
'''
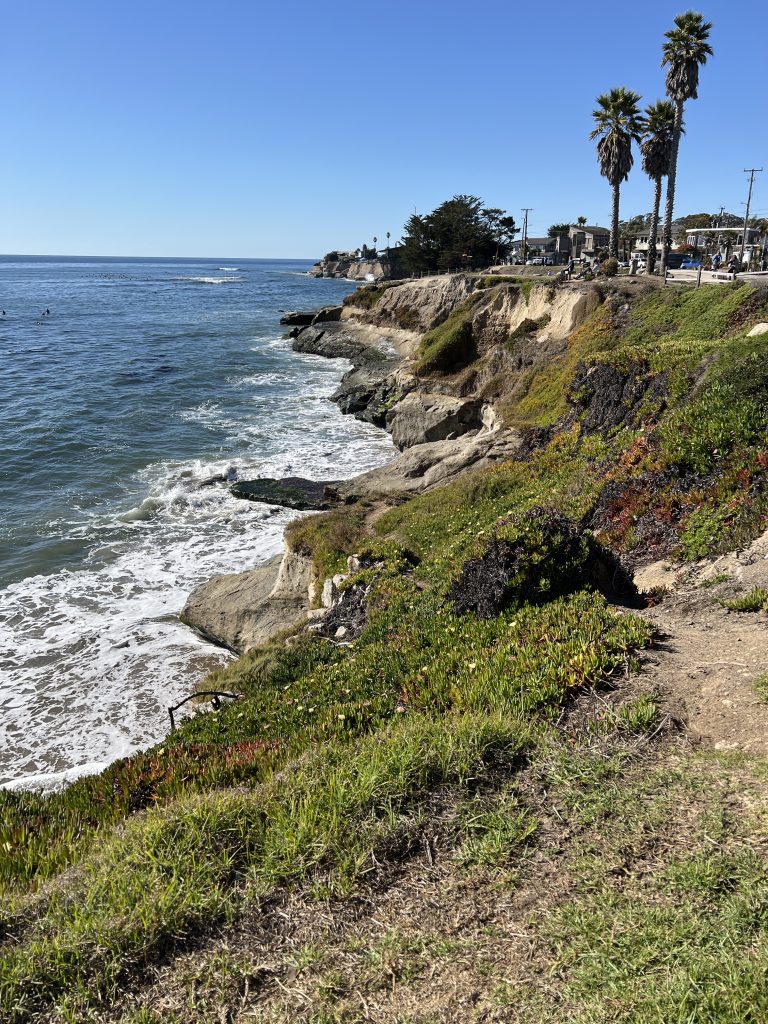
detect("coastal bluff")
[181,272,611,651]
[307,251,405,282]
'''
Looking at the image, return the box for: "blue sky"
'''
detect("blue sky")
[1,0,765,257]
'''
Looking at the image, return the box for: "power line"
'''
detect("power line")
[740,168,763,263]
[521,208,533,264]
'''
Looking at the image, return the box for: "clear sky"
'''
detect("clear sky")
[1,0,765,258]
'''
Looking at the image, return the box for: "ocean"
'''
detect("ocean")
[0,256,394,789]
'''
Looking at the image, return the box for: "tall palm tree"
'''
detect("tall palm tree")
[590,88,644,259]
[658,11,713,275]
[641,100,677,274]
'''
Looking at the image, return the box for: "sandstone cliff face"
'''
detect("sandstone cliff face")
[342,275,477,336]
[308,258,400,282]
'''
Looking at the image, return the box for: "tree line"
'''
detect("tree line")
[591,11,713,274]
[399,196,517,275]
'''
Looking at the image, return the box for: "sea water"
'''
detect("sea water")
[0,256,394,788]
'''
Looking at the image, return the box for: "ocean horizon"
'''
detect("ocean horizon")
[0,255,393,789]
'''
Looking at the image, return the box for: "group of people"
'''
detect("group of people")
[711,253,741,275]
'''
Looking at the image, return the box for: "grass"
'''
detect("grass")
[753,673,768,702]
[542,760,768,1024]
[722,587,768,612]
[699,572,731,588]
[6,278,768,1020]
[0,714,529,1021]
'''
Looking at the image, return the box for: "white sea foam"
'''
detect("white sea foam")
[175,276,244,285]
[0,376,395,789]
[0,480,291,789]
[218,266,240,272]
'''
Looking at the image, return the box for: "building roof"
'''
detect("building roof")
[571,225,610,235]
[685,226,760,235]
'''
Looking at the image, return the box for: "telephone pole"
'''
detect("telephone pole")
[740,168,762,264]
[521,208,532,265]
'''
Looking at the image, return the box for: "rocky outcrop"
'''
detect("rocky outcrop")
[311,305,342,324]
[280,311,316,326]
[344,274,477,334]
[330,360,408,427]
[180,556,302,653]
[337,428,524,498]
[231,477,338,511]
[386,393,485,450]
[181,548,320,653]
[291,325,370,361]
[308,255,405,281]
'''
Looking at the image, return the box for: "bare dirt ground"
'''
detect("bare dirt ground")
[635,528,768,754]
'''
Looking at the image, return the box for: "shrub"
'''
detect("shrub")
[416,305,476,375]
[721,587,768,612]
[448,507,629,618]
[342,283,394,310]
[659,383,765,475]
[600,258,619,278]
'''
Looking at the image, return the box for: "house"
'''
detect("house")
[568,225,610,258]
[684,226,763,263]
[510,236,558,256]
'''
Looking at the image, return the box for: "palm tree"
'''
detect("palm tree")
[641,100,677,274]
[590,88,644,259]
[658,11,713,275]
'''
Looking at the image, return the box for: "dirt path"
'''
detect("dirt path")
[634,532,768,754]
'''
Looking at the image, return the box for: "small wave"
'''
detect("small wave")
[174,276,243,285]
[217,266,240,272]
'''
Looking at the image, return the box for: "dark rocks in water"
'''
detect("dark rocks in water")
[291,325,370,361]
[280,311,316,326]
[449,507,637,618]
[231,477,340,510]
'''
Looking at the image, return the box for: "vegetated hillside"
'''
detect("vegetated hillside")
[3,282,768,1023]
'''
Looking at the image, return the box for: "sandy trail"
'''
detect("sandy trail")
[634,531,768,754]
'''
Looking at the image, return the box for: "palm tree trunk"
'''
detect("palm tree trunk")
[647,177,663,275]
[610,183,620,259]
[659,99,684,276]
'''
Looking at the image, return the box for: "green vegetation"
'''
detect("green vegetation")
[507,312,550,342]
[415,297,478,374]
[722,587,768,613]
[6,277,768,1021]
[401,195,516,274]
[342,282,398,310]
[700,572,731,588]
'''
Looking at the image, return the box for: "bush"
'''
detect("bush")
[660,382,765,475]
[416,304,476,374]
[448,507,633,618]
[722,587,768,612]
[600,258,619,278]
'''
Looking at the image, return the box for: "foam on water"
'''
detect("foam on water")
[176,276,245,285]
[0,402,392,788]
[0,259,395,789]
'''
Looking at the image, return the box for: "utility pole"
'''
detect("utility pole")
[521,208,532,265]
[740,168,763,265]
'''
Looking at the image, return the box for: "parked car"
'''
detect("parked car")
[681,258,702,270]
